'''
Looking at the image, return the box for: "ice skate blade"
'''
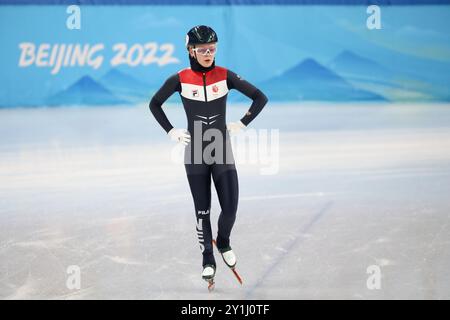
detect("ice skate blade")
[212,239,243,285]
[206,279,215,292]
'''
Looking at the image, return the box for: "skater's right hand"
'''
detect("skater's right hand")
[168,128,191,146]
[227,121,246,135]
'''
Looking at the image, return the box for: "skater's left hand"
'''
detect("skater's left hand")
[227,121,246,135]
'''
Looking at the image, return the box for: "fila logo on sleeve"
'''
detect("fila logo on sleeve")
[179,66,229,102]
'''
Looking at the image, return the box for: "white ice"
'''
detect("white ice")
[0,102,449,299]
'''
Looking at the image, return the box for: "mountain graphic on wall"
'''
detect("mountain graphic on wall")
[328,50,394,85]
[99,68,152,102]
[259,58,386,101]
[327,50,450,101]
[327,50,431,101]
[46,75,128,106]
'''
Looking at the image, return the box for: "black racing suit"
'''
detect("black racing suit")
[150,63,268,267]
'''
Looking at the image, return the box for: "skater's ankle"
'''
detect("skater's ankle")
[216,234,230,251]
[202,254,216,267]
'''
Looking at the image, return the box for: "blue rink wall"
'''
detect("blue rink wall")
[0,0,449,106]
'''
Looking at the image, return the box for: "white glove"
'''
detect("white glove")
[168,128,191,146]
[226,121,246,135]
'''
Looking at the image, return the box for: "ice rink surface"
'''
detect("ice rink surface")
[1,102,449,299]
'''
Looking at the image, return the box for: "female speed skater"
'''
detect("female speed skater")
[149,25,268,288]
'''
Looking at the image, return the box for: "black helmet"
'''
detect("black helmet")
[186,25,218,49]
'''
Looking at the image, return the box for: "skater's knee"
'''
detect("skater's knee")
[196,208,211,219]
[221,200,238,217]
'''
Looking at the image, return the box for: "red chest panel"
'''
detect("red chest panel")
[178,66,228,86]
[178,66,229,102]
